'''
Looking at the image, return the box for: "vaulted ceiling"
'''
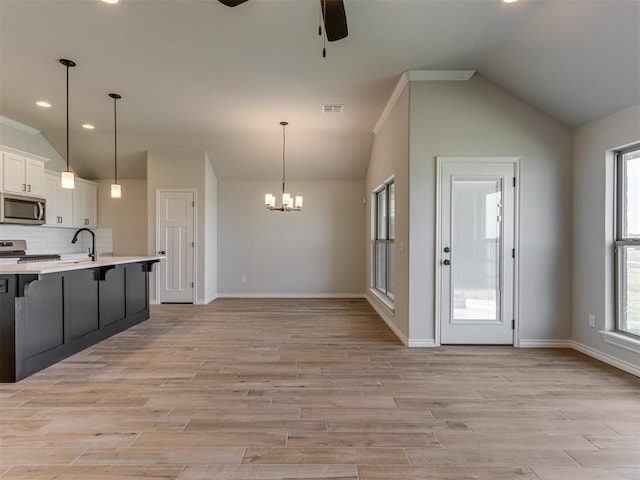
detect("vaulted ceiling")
[0,0,638,181]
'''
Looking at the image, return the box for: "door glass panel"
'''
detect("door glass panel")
[452,178,501,322]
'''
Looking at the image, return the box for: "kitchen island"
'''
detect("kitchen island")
[0,256,162,382]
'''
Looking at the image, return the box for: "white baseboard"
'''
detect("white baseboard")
[365,294,407,346]
[196,293,218,305]
[520,338,639,377]
[519,339,574,348]
[216,293,366,299]
[571,340,640,377]
[408,339,437,347]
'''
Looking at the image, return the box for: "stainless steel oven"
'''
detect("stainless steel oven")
[0,193,46,225]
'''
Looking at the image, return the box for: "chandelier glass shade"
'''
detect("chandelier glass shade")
[265,121,303,212]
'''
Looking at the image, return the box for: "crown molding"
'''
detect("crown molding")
[373,73,409,135]
[373,70,476,135]
[407,69,476,81]
[0,116,40,135]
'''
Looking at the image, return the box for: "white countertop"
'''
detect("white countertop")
[0,256,164,275]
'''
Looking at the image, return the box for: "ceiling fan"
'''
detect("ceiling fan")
[219,0,348,42]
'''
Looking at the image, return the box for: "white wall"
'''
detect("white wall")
[0,224,91,255]
[96,179,147,255]
[218,180,365,296]
[366,85,410,340]
[406,75,572,345]
[146,150,212,304]
[572,104,640,371]
[204,154,218,303]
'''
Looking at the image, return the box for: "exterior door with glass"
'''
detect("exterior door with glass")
[439,158,517,344]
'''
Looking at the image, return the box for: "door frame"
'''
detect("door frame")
[435,156,521,346]
[155,188,198,304]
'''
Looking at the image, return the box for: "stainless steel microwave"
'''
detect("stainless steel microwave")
[0,193,46,225]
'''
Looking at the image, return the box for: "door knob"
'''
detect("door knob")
[443,259,451,266]
[159,250,166,255]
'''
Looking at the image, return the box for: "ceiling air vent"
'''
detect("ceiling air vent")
[322,104,344,114]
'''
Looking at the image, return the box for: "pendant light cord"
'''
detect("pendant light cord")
[59,59,76,173]
[65,64,70,172]
[281,121,287,195]
[113,96,117,184]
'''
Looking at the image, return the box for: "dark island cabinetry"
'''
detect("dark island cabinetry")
[0,259,158,382]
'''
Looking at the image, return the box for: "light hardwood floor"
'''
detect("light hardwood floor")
[0,298,638,479]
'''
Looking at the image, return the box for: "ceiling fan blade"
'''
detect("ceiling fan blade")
[321,0,348,42]
[219,0,249,7]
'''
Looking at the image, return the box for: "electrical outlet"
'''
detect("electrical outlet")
[241,276,247,284]
[588,314,595,328]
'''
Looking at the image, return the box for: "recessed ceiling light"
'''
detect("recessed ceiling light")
[502,0,519,3]
[101,0,120,4]
[36,101,52,108]
[82,124,96,130]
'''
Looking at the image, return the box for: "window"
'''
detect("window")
[373,179,395,300]
[616,146,640,337]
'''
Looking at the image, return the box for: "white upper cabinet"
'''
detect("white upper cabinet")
[44,171,73,226]
[72,179,98,228]
[1,150,46,197]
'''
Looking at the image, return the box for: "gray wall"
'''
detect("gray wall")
[205,154,218,303]
[572,104,640,369]
[366,86,410,339]
[146,150,216,304]
[96,179,147,256]
[401,75,572,344]
[218,179,366,296]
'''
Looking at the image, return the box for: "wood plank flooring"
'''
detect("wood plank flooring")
[0,298,638,479]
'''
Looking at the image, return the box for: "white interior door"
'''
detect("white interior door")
[439,159,517,344]
[157,190,195,303]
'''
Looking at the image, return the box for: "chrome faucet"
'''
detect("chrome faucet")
[71,228,96,261]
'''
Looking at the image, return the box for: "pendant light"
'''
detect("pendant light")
[59,59,76,189]
[265,121,303,212]
[108,93,122,198]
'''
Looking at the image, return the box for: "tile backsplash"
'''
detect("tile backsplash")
[0,225,113,256]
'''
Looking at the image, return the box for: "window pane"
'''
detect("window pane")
[623,153,640,238]
[375,241,386,291]
[619,245,640,336]
[387,241,395,297]
[377,190,387,240]
[388,182,395,240]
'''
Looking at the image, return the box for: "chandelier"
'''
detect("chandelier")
[265,121,303,212]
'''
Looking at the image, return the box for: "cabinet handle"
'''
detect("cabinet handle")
[84,219,89,225]
[22,184,26,191]
[27,184,31,192]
